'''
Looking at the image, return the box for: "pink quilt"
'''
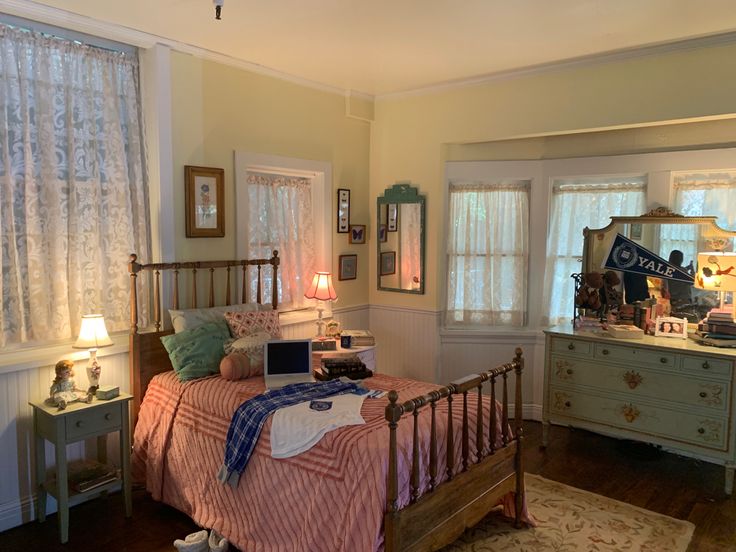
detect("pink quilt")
[132,371,525,551]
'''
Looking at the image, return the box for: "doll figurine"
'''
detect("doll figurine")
[48,360,93,410]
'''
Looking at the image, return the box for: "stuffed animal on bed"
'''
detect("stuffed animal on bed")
[574,272,604,311]
[47,360,93,410]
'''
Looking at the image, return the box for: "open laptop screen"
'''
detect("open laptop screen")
[264,339,312,376]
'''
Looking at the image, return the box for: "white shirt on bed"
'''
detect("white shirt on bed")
[270,393,366,458]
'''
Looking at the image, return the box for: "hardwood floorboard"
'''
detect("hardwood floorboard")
[0,421,733,551]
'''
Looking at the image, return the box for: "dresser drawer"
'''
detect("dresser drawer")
[65,402,121,441]
[550,337,591,356]
[595,343,676,368]
[550,355,730,414]
[681,355,732,378]
[548,386,728,451]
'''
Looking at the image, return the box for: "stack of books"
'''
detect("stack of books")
[318,354,371,380]
[340,330,375,347]
[574,316,603,330]
[697,309,736,339]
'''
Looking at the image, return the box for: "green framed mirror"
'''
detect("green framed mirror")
[377,183,426,294]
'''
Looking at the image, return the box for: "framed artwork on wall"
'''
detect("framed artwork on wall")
[349,224,366,244]
[337,188,351,233]
[378,224,387,243]
[185,165,225,237]
[387,203,398,232]
[380,251,396,275]
[339,254,357,280]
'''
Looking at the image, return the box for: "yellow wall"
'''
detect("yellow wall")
[370,42,736,310]
[170,52,371,307]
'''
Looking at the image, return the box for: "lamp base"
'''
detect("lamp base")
[86,349,101,396]
[314,306,326,338]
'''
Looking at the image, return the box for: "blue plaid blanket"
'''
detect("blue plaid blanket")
[217,380,364,487]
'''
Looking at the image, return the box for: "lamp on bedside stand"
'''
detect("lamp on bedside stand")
[73,314,113,394]
[304,272,337,338]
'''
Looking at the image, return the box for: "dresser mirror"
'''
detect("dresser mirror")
[376,183,425,294]
[582,207,736,321]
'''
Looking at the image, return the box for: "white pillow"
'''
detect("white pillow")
[169,303,269,333]
[224,330,274,369]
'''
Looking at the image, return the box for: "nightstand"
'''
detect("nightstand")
[312,341,376,372]
[29,393,133,543]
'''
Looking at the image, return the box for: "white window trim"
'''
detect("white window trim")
[234,152,332,323]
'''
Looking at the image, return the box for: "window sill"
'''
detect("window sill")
[439,327,544,344]
[0,332,130,375]
[279,307,329,327]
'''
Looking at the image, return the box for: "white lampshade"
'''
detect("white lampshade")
[73,314,113,349]
[695,252,736,292]
[304,272,338,302]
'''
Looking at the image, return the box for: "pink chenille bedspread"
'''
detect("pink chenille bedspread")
[132,371,527,552]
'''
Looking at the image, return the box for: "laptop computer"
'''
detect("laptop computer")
[264,339,315,390]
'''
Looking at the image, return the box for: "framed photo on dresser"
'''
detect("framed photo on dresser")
[654,316,688,339]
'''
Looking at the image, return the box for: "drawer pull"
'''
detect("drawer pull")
[567,343,575,351]
[75,421,84,428]
[566,369,573,375]
[104,413,113,421]
[660,357,668,364]
[699,391,708,398]
[601,349,609,355]
[698,427,705,434]
[623,371,643,389]
[564,401,571,408]
[702,361,710,370]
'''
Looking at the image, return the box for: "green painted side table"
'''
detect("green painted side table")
[29,392,133,543]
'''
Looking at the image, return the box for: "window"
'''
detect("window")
[542,176,646,327]
[235,153,330,314]
[445,180,530,327]
[0,23,149,347]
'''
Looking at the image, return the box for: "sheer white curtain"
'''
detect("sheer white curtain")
[445,180,529,327]
[542,177,646,327]
[245,172,315,310]
[0,24,149,347]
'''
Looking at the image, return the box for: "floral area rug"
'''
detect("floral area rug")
[442,474,695,551]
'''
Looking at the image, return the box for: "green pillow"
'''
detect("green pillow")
[161,320,231,381]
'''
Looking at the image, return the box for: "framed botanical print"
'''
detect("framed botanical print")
[349,224,366,244]
[387,203,398,232]
[339,254,357,280]
[185,165,225,237]
[380,251,396,275]
[337,188,351,233]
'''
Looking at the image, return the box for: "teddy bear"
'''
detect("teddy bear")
[575,272,604,311]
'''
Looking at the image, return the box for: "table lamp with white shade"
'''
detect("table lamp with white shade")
[73,314,113,394]
[304,272,337,337]
[694,251,736,317]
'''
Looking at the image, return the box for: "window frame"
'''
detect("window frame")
[234,151,332,323]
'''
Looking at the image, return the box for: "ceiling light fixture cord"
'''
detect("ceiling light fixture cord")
[213,0,224,20]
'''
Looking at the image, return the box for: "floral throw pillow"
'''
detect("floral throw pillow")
[224,310,281,339]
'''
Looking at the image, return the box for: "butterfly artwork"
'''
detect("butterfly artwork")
[349,224,366,244]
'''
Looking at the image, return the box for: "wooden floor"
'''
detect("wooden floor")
[0,421,734,551]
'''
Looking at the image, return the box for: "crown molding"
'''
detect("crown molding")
[0,0,373,100]
[377,30,736,101]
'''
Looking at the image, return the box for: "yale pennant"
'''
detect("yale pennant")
[603,233,694,283]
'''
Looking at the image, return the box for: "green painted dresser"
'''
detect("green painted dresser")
[543,325,736,494]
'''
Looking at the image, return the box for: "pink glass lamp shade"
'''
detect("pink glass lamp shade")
[304,272,337,337]
[73,314,113,394]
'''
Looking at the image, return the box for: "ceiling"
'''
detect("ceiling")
[18,0,736,96]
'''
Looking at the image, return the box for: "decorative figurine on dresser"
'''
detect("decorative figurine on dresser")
[47,360,93,410]
[543,210,736,495]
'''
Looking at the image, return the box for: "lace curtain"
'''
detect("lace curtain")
[445,180,529,327]
[0,24,150,347]
[541,178,646,327]
[245,172,315,310]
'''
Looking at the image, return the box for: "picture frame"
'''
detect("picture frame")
[185,165,225,238]
[337,188,351,233]
[338,254,357,281]
[629,223,643,241]
[380,251,396,276]
[378,224,387,243]
[349,224,366,244]
[654,316,688,339]
[387,203,398,232]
